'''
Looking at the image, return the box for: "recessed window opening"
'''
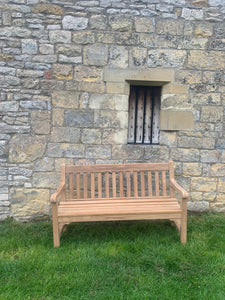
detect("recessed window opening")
[128,85,161,145]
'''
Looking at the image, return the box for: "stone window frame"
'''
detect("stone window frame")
[104,68,194,145]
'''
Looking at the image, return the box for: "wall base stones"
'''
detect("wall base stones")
[1,0,225,220]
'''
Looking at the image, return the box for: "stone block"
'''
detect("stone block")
[52,91,79,109]
[83,44,108,66]
[106,82,130,95]
[187,50,225,70]
[46,143,85,158]
[53,64,73,80]
[86,145,111,159]
[81,129,101,144]
[78,82,105,94]
[89,15,107,30]
[65,111,94,127]
[194,24,213,37]
[147,49,186,68]
[33,172,60,189]
[170,148,199,162]
[178,137,203,149]
[109,15,132,32]
[32,4,63,14]
[175,70,202,84]
[134,17,154,33]
[0,141,8,157]
[144,146,169,162]
[159,131,177,147]
[187,201,209,212]
[160,110,194,131]
[201,106,223,123]
[210,164,225,177]
[74,66,103,83]
[181,8,203,20]
[95,110,128,129]
[188,192,203,201]
[22,39,37,54]
[112,145,144,160]
[96,31,115,44]
[58,55,82,64]
[49,31,71,44]
[215,193,225,203]
[10,188,50,221]
[0,101,19,112]
[210,202,225,212]
[102,129,127,145]
[79,92,89,109]
[183,163,202,176]
[55,158,74,172]
[73,31,95,44]
[9,135,46,163]
[89,94,128,111]
[156,19,183,35]
[34,157,55,172]
[31,111,51,134]
[50,127,80,143]
[191,177,217,192]
[109,46,128,68]
[56,45,82,57]
[62,16,88,30]
[39,44,54,55]
[162,84,188,94]
[191,93,221,106]
[200,150,219,163]
[129,47,147,67]
[52,108,64,126]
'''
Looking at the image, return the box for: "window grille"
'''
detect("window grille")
[128,86,161,144]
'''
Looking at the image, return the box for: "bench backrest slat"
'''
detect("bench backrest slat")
[69,173,73,199]
[98,173,102,198]
[105,172,110,198]
[76,173,80,198]
[162,171,167,196]
[62,162,174,200]
[119,172,124,198]
[127,172,131,197]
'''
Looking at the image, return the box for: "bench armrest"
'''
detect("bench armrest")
[170,178,188,199]
[50,183,66,204]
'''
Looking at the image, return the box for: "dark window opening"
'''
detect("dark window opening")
[128,86,161,144]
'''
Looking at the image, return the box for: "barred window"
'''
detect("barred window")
[128,86,161,144]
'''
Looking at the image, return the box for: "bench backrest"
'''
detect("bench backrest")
[61,161,175,200]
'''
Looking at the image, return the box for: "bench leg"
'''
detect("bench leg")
[52,204,60,247]
[180,200,187,244]
[52,218,60,247]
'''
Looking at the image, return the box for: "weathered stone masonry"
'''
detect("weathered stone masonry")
[0,0,225,220]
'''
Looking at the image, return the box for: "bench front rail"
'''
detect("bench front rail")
[51,161,188,247]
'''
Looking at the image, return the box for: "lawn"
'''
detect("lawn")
[1,213,225,300]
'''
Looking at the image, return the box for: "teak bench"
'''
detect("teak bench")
[50,161,188,247]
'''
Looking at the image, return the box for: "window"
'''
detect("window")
[128,86,161,144]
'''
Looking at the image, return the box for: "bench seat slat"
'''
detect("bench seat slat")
[59,202,180,210]
[58,205,181,216]
[60,197,178,205]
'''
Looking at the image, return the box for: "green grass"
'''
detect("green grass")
[1,214,225,300]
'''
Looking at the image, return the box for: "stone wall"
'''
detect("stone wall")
[0,0,225,220]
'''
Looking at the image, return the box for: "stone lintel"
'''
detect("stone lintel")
[160,110,194,131]
[104,68,175,84]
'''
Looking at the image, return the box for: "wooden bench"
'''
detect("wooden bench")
[50,161,188,247]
